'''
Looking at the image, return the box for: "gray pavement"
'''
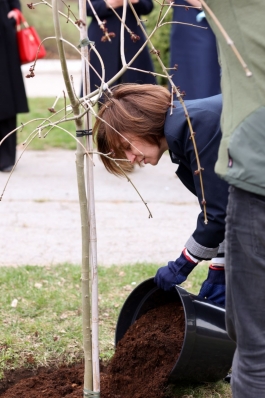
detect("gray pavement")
[0,150,198,267]
[21,60,82,98]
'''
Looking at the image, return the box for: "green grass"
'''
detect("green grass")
[169,382,231,398]
[0,262,232,397]
[0,262,159,376]
[17,98,80,150]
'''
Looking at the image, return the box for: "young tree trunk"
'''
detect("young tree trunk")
[79,0,100,394]
[51,0,98,395]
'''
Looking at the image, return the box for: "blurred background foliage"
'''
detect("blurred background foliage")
[145,3,173,86]
[23,0,172,86]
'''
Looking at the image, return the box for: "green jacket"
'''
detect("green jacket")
[204,0,265,195]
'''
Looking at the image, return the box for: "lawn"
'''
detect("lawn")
[0,262,232,397]
[17,97,82,150]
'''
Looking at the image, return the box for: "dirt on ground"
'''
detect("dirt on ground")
[0,302,185,398]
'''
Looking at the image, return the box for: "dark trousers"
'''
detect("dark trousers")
[225,186,265,397]
[0,116,16,171]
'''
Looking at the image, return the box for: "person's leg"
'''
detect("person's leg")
[225,186,265,397]
[0,116,17,171]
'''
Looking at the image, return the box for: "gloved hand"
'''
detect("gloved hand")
[154,249,198,291]
[198,264,225,306]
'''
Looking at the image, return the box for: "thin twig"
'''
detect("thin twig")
[94,152,153,219]
[127,66,169,78]
[0,131,39,201]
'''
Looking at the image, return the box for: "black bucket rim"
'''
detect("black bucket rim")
[171,285,197,375]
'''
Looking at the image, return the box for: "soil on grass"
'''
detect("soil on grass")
[0,302,185,398]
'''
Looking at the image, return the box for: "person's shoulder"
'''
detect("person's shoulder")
[185,95,222,116]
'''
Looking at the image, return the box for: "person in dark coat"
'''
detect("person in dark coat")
[93,84,228,306]
[0,0,28,172]
[169,0,220,100]
[86,0,156,92]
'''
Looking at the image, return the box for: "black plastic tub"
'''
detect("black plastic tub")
[115,278,236,383]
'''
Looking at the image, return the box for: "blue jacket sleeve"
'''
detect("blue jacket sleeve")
[131,0,153,16]
[87,0,113,19]
[183,99,228,259]
[165,95,228,260]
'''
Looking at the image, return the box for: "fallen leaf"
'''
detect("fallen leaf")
[11,299,18,308]
[34,283,42,289]
[123,285,133,291]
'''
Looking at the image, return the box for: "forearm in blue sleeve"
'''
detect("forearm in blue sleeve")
[131,0,154,16]
[87,0,113,19]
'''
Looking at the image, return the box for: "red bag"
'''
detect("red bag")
[15,10,46,64]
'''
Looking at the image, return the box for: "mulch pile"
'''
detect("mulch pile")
[0,302,185,398]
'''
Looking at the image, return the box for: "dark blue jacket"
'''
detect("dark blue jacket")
[170,0,220,100]
[164,95,228,260]
[87,0,156,91]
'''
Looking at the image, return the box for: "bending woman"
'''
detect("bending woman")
[94,84,228,305]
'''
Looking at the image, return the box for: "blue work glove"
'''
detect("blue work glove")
[154,250,198,291]
[198,265,225,306]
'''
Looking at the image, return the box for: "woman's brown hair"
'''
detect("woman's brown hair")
[93,84,171,176]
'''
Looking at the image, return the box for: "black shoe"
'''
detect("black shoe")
[0,165,14,172]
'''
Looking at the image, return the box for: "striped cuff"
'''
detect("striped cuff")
[185,235,219,261]
[213,240,225,266]
[211,257,225,266]
[183,248,198,264]
[210,264,225,270]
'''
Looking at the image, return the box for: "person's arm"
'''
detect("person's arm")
[87,0,113,19]
[186,125,228,259]
[155,96,227,305]
[7,10,18,18]
[185,0,202,7]
[87,0,153,19]
[164,0,201,7]
[130,0,154,16]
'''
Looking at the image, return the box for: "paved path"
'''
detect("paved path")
[21,60,82,98]
[0,150,199,267]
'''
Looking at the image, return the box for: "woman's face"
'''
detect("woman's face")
[120,134,168,166]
